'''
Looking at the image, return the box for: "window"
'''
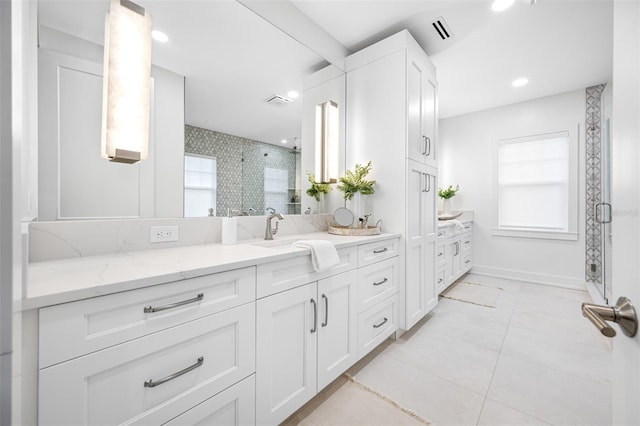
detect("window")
[264,167,288,214]
[184,154,217,217]
[494,131,577,240]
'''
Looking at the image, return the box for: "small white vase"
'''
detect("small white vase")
[349,192,364,227]
[441,198,452,215]
[316,194,325,214]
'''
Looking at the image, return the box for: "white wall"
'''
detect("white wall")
[439,89,587,289]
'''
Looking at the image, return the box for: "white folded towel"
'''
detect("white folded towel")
[292,240,340,272]
[447,219,466,232]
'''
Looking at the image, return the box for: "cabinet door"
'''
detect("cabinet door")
[447,237,463,284]
[424,240,438,313]
[407,59,426,163]
[256,283,318,425]
[405,161,427,329]
[317,270,358,389]
[423,76,437,166]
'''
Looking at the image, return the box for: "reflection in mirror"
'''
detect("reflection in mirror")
[36,0,325,220]
[184,125,301,217]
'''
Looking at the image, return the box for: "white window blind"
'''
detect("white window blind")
[264,167,288,214]
[184,154,217,217]
[497,132,570,232]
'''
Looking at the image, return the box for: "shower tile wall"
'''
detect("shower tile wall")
[185,125,298,216]
[585,84,605,283]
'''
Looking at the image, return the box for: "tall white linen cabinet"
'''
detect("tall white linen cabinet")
[346,30,439,331]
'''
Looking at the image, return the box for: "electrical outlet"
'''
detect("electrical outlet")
[150,225,179,243]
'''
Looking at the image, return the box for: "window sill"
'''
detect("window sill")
[491,228,578,241]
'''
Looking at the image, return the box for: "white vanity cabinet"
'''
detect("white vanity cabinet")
[346,30,438,332]
[436,223,473,293]
[255,269,358,425]
[37,267,257,426]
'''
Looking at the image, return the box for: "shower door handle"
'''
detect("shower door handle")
[594,202,613,224]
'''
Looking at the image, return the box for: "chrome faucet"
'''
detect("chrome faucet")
[265,213,284,240]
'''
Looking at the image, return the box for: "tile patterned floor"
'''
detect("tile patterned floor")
[290,274,612,426]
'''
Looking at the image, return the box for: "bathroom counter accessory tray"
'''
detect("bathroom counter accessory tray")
[328,225,381,236]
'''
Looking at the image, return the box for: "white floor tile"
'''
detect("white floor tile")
[478,398,552,426]
[385,326,500,394]
[352,352,485,426]
[487,354,611,426]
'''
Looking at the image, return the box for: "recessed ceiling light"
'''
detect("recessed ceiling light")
[151,30,169,43]
[512,77,529,87]
[287,90,299,99]
[491,0,515,12]
[281,139,288,144]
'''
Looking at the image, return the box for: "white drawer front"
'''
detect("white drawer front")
[39,267,256,368]
[462,253,472,273]
[163,375,255,426]
[256,247,356,298]
[436,227,449,239]
[357,257,398,312]
[39,303,256,426]
[461,233,472,252]
[357,296,397,360]
[357,238,399,268]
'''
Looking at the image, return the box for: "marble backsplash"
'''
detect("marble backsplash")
[29,214,331,263]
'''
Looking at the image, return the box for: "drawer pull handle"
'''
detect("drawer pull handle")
[373,278,388,286]
[310,298,318,333]
[465,240,470,244]
[437,252,443,257]
[373,247,388,254]
[438,278,443,283]
[465,260,471,264]
[373,317,388,328]
[144,293,204,314]
[322,294,329,327]
[144,356,204,388]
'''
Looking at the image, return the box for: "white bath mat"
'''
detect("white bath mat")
[440,281,503,308]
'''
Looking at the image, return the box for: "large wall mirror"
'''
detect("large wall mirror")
[36,0,329,220]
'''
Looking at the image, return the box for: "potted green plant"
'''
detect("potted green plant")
[438,184,459,215]
[337,161,375,225]
[306,172,332,213]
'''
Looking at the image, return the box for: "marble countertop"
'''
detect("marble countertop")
[25,232,399,310]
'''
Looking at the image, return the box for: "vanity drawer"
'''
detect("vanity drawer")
[437,227,450,239]
[462,253,472,273]
[256,246,357,298]
[39,266,256,368]
[357,238,399,268]
[39,302,256,426]
[163,374,255,426]
[461,232,472,252]
[357,295,398,360]
[357,257,398,312]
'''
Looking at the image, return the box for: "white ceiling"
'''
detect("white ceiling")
[37,0,613,145]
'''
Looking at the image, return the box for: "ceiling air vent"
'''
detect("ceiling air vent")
[264,94,292,107]
[432,17,453,40]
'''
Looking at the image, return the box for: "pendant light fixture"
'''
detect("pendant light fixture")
[101,0,152,164]
[315,100,339,184]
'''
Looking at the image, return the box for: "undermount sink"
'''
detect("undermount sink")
[250,238,300,249]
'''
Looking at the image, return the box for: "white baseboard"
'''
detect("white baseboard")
[470,265,587,291]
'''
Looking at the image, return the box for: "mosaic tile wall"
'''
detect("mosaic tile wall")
[585,84,605,283]
[185,125,299,216]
